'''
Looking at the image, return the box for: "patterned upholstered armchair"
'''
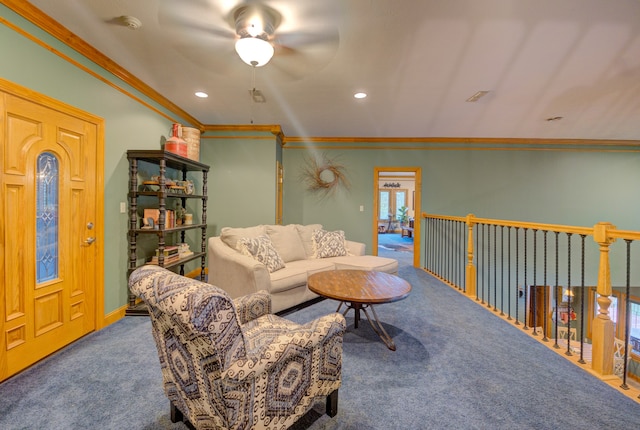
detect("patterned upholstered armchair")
[129,265,346,430]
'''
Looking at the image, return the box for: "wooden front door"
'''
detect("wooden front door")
[0,79,104,380]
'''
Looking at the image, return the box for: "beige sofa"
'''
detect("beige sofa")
[208,224,399,313]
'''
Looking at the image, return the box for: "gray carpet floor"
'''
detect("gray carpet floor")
[1,235,639,429]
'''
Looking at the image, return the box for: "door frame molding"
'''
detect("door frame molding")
[0,78,106,363]
[373,167,421,267]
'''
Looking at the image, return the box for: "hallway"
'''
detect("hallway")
[377,233,413,268]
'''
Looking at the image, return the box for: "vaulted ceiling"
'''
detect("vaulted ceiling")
[21,0,640,140]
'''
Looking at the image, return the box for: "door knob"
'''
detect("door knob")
[84,237,96,245]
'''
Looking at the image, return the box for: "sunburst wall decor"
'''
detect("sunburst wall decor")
[299,154,350,197]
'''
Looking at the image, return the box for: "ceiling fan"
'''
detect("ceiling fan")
[157,1,340,79]
[232,4,280,67]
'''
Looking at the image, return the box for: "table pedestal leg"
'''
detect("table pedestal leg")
[362,305,396,351]
[337,302,362,328]
[339,301,396,350]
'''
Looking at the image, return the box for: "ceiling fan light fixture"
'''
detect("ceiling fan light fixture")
[235,37,274,67]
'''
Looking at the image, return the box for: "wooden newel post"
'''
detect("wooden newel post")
[466,214,477,297]
[591,222,616,376]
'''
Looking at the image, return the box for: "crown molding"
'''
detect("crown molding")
[204,124,283,140]
[282,136,640,146]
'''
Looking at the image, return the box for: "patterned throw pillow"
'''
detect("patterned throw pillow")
[312,229,348,258]
[237,235,286,273]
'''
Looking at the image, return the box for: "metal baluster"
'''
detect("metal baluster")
[475,223,480,301]
[458,220,462,290]
[436,218,441,277]
[439,218,443,279]
[542,230,549,342]
[457,220,460,287]
[431,218,435,274]
[578,235,586,363]
[424,218,433,272]
[456,220,459,286]
[427,217,431,271]
[432,218,436,276]
[440,218,445,280]
[500,226,505,316]
[515,227,520,325]
[478,223,482,302]
[493,225,498,311]
[565,233,573,356]
[440,219,444,279]
[532,229,538,334]
[449,220,452,285]
[523,228,529,329]
[487,223,492,308]
[433,218,437,276]
[553,231,560,349]
[507,226,513,320]
[483,223,487,305]
[434,217,438,273]
[445,219,449,283]
[450,219,454,284]
[622,239,632,390]
[479,224,484,303]
[430,217,434,271]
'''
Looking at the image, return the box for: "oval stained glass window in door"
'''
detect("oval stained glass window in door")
[36,152,59,283]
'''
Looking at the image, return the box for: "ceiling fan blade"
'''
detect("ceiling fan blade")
[157,0,241,74]
[158,0,237,39]
[272,31,339,49]
[267,28,340,80]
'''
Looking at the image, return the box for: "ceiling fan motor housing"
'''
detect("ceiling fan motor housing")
[233,5,281,40]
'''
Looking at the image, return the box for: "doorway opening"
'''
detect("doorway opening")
[373,167,421,268]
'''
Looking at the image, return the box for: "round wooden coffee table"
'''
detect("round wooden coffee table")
[307,270,411,350]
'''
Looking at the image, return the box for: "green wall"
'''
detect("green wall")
[201,134,279,236]
[283,143,640,284]
[285,144,640,232]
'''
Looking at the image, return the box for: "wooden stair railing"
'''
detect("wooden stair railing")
[423,213,640,382]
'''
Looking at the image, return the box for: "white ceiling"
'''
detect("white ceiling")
[25,0,640,140]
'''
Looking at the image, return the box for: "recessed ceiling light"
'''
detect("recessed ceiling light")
[546,116,563,121]
[354,92,367,99]
[195,91,208,98]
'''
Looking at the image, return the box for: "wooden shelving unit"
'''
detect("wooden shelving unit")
[126,150,209,315]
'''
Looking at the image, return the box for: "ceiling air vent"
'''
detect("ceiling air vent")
[466,91,489,102]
